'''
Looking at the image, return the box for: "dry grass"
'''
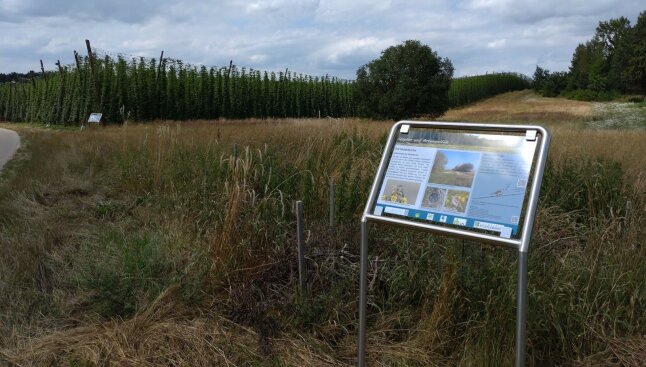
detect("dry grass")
[0,99,644,366]
[440,90,594,124]
[2,286,346,367]
[572,336,646,367]
[548,127,646,182]
[439,90,646,181]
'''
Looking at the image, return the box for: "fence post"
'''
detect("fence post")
[329,178,335,227]
[85,40,100,112]
[296,200,306,294]
[625,200,632,230]
[39,59,46,83]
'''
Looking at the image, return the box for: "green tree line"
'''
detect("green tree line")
[0,71,40,83]
[534,11,646,100]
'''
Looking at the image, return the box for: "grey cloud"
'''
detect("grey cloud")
[0,0,644,80]
[0,0,188,23]
[465,0,642,29]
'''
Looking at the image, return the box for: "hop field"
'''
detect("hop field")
[0,92,645,366]
[0,48,530,126]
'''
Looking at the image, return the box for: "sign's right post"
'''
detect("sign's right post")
[515,125,550,366]
[516,250,529,366]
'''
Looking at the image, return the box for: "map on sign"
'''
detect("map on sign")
[372,127,538,238]
[87,113,102,123]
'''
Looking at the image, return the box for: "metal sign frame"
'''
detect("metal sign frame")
[357,121,551,367]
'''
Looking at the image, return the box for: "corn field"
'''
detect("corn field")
[448,72,530,107]
[0,52,356,124]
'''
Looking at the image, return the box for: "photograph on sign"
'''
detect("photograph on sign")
[371,127,539,239]
[87,113,102,123]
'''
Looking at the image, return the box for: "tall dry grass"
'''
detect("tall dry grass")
[0,108,644,366]
[440,90,594,124]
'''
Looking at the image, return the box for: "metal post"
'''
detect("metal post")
[329,178,335,227]
[358,218,369,367]
[515,250,528,367]
[296,201,306,294]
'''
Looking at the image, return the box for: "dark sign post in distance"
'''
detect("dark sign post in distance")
[357,121,550,367]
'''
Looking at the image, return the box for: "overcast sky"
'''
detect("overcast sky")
[0,1,643,79]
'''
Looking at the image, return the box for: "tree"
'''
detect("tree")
[532,66,550,91]
[595,17,631,57]
[432,151,448,171]
[594,17,632,91]
[628,11,646,92]
[568,42,605,90]
[355,40,454,120]
[533,66,569,97]
[453,163,473,172]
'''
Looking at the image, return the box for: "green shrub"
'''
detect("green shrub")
[561,89,620,101]
[63,231,180,317]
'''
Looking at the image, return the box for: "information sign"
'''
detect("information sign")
[357,121,551,367]
[87,113,102,124]
[372,127,537,239]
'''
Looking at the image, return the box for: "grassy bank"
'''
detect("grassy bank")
[0,94,644,365]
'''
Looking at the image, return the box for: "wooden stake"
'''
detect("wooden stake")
[157,50,164,75]
[296,200,306,294]
[55,60,65,123]
[625,200,632,228]
[39,59,47,85]
[155,50,164,118]
[329,178,335,227]
[85,39,100,112]
[156,50,164,85]
[73,51,81,70]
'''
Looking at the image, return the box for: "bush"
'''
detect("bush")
[533,67,570,97]
[63,231,180,317]
[355,40,454,120]
[561,89,619,101]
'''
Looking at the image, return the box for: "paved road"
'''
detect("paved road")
[0,128,20,170]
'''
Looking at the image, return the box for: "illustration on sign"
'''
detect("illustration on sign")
[372,129,537,238]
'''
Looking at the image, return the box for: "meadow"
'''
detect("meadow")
[0,91,644,366]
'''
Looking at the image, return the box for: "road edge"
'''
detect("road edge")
[0,127,21,171]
